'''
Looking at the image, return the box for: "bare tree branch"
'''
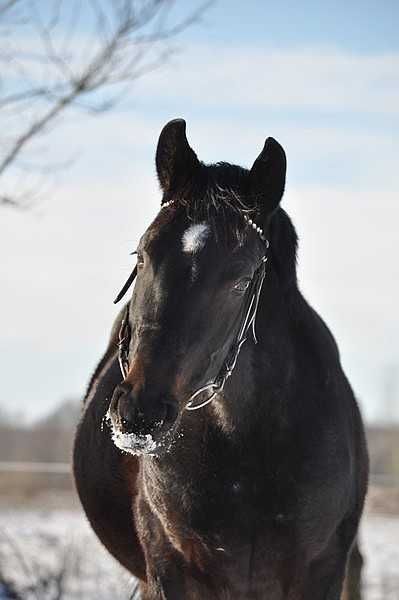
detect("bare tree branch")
[0,0,21,18]
[0,0,212,208]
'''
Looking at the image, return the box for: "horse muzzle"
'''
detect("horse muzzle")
[107,382,178,455]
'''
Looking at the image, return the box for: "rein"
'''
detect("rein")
[114,201,270,411]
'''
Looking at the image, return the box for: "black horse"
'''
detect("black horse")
[73,119,368,599]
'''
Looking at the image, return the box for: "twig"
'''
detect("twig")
[0,0,212,208]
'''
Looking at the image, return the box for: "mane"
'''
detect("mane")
[269,207,298,291]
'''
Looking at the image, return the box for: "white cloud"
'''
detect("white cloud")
[137,45,399,115]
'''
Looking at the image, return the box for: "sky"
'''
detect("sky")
[1,0,398,423]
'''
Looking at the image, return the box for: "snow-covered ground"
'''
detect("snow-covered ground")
[0,509,135,599]
[361,514,399,599]
[0,509,398,599]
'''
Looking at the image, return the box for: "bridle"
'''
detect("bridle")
[184,251,268,410]
[114,200,270,411]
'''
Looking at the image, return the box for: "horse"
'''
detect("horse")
[73,119,369,599]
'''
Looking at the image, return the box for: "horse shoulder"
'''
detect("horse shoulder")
[73,311,146,579]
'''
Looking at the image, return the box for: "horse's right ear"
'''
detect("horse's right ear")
[155,119,199,196]
[249,137,287,219]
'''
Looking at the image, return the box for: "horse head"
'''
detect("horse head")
[108,119,287,455]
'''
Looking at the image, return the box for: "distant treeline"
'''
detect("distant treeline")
[0,400,398,478]
[0,399,81,464]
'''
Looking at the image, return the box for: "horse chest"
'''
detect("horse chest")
[140,426,349,588]
[201,474,295,535]
[141,469,302,599]
[144,460,297,550]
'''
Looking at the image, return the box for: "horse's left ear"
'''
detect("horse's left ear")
[156,119,199,197]
[249,137,286,219]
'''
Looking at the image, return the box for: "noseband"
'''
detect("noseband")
[114,201,270,411]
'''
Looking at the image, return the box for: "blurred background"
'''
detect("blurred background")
[0,0,398,598]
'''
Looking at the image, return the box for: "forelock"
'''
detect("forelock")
[175,163,257,246]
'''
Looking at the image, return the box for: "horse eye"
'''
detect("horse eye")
[233,277,251,293]
[137,252,144,268]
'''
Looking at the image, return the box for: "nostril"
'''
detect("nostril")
[118,394,138,434]
[117,382,132,396]
[111,382,132,407]
[162,400,178,426]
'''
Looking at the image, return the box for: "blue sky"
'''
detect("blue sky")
[184,1,399,51]
[1,0,398,422]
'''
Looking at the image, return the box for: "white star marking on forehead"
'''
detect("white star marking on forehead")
[182,223,209,254]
